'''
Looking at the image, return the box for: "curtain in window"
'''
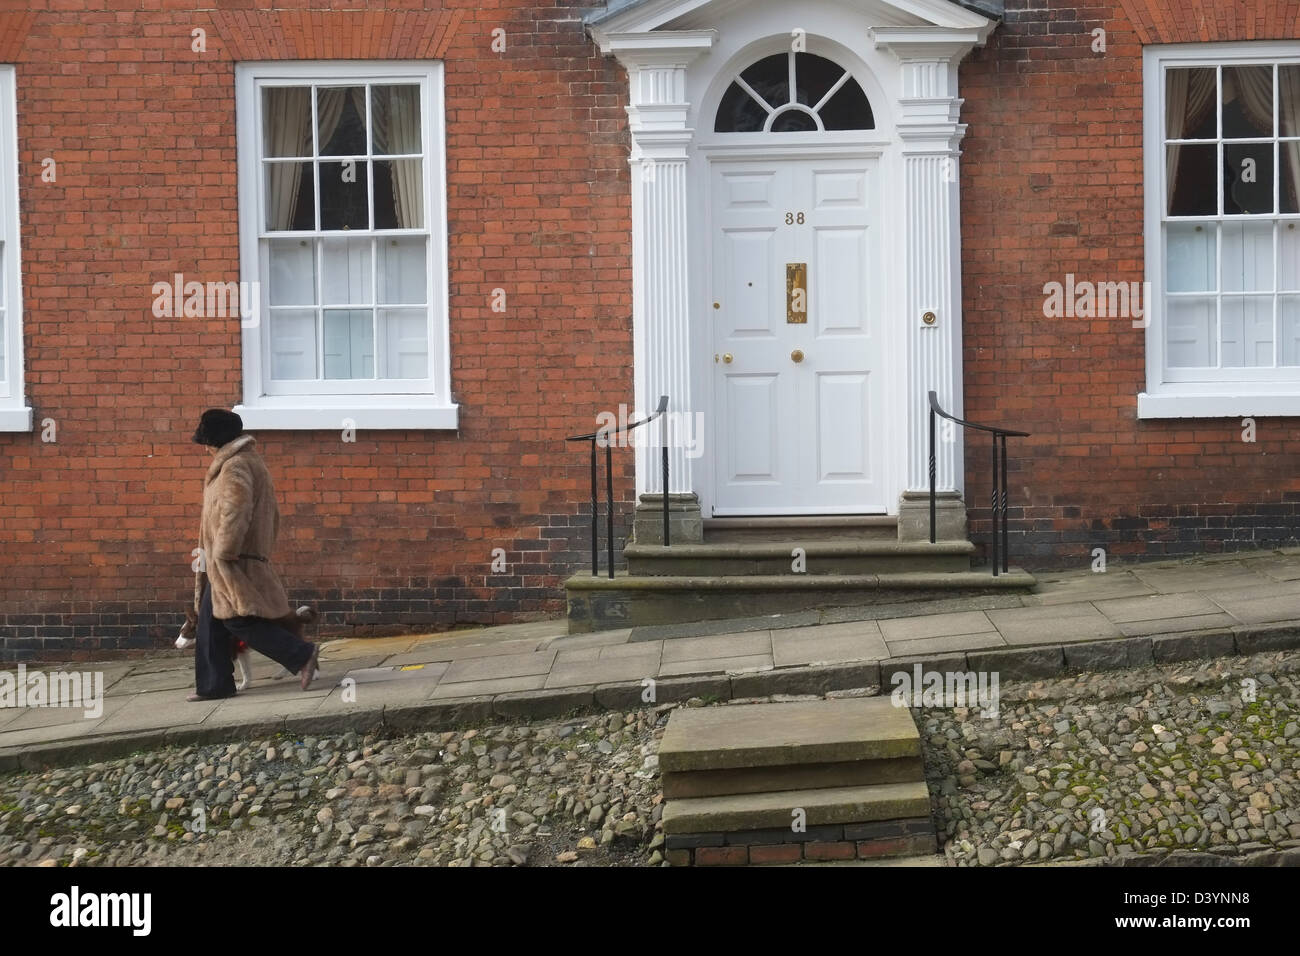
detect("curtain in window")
[371,86,423,228]
[315,87,350,152]
[1166,69,1216,211]
[1282,68,1300,211]
[266,87,366,230]
[266,87,312,231]
[1227,67,1275,133]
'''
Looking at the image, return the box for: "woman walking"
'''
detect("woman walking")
[188,408,318,700]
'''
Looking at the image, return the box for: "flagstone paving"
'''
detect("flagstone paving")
[6,549,1300,760]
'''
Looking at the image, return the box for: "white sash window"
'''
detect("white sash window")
[1142,44,1300,417]
[235,62,454,430]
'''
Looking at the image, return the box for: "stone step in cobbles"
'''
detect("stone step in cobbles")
[659,697,935,865]
[659,697,919,773]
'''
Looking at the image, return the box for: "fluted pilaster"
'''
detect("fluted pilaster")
[874,27,983,495]
[601,31,714,496]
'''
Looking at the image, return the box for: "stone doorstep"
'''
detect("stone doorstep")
[565,571,1038,634]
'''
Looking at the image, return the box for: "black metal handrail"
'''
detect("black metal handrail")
[566,395,670,579]
[928,391,1029,577]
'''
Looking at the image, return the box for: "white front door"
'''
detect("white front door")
[710,157,883,515]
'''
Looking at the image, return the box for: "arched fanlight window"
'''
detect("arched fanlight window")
[715,51,875,133]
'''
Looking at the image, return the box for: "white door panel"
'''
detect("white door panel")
[711,158,883,515]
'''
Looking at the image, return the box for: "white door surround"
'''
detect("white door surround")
[589,0,994,521]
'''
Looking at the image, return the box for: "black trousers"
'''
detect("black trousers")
[195,584,315,698]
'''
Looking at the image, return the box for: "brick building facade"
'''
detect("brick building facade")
[1,0,1300,656]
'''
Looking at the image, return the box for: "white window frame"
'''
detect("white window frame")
[1141,42,1300,418]
[234,61,456,430]
[0,65,30,432]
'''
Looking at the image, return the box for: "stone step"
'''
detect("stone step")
[658,699,936,866]
[659,698,919,773]
[624,538,974,576]
[564,569,1036,633]
[662,755,927,799]
[662,781,932,835]
[703,516,898,543]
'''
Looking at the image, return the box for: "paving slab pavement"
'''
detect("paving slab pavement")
[8,549,1300,766]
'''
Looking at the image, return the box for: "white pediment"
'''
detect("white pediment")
[589,0,994,36]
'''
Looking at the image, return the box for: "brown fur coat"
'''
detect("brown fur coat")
[192,435,292,621]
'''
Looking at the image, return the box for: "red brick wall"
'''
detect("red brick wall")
[8,0,1300,655]
[0,2,636,658]
[959,0,1300,568]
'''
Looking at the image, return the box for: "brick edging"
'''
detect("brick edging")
[3,620,1299,774]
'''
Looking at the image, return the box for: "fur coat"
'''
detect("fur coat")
[192,435,292,621]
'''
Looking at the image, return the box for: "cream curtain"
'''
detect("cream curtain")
[371,85,423,228]
[1281,67,1300,212]
[267,86,366,230]
[1166,68,1216,213]
[1226,66,1275,135]
[266,87,312,231]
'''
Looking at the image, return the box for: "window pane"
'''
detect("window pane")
[264,162,314,231]
[739,54,790,109]
[319,160,369,230]
[1166,68,1216,139]
[1220,295,1273,367]
[1167,143,1217,215]
[1281,222,1300,291]
[1223,66,1273,138]
[1166,222,1216,292]
[1282,141,1300,213]
[1223,142,1274,214]
[317,87,366,156]
[262,87,312,158]
[820,81,874,131]
[1221,220,1273,292]
[373,160,423,228]
[771,109,818,133]
[322,237,372,305]
[716,83,767,132]
[795,54,843,108]
[371,85,422,155]
[1280,296,1300,364]
[380,309,429,379]
[1282,66,1300,136]
[268,239,316,305]
[377,238,426,304]
[323,309,374,379]
[269,309,317,380]
[1166,297,1217,367]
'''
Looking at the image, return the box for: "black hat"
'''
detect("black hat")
[192,409,244,448]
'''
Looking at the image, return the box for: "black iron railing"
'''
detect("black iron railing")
[928,391,1029,577]
[566,395,670,579]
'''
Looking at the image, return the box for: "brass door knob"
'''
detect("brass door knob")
[791,349,804,363]
[723,353,733,364]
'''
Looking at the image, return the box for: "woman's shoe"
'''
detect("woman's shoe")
[300,645,320,691]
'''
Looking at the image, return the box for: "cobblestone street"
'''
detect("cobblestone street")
[2,648,1298,867]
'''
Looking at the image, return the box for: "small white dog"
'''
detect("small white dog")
[176,605,318,690]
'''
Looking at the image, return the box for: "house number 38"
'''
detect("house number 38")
[785,212,806,224]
